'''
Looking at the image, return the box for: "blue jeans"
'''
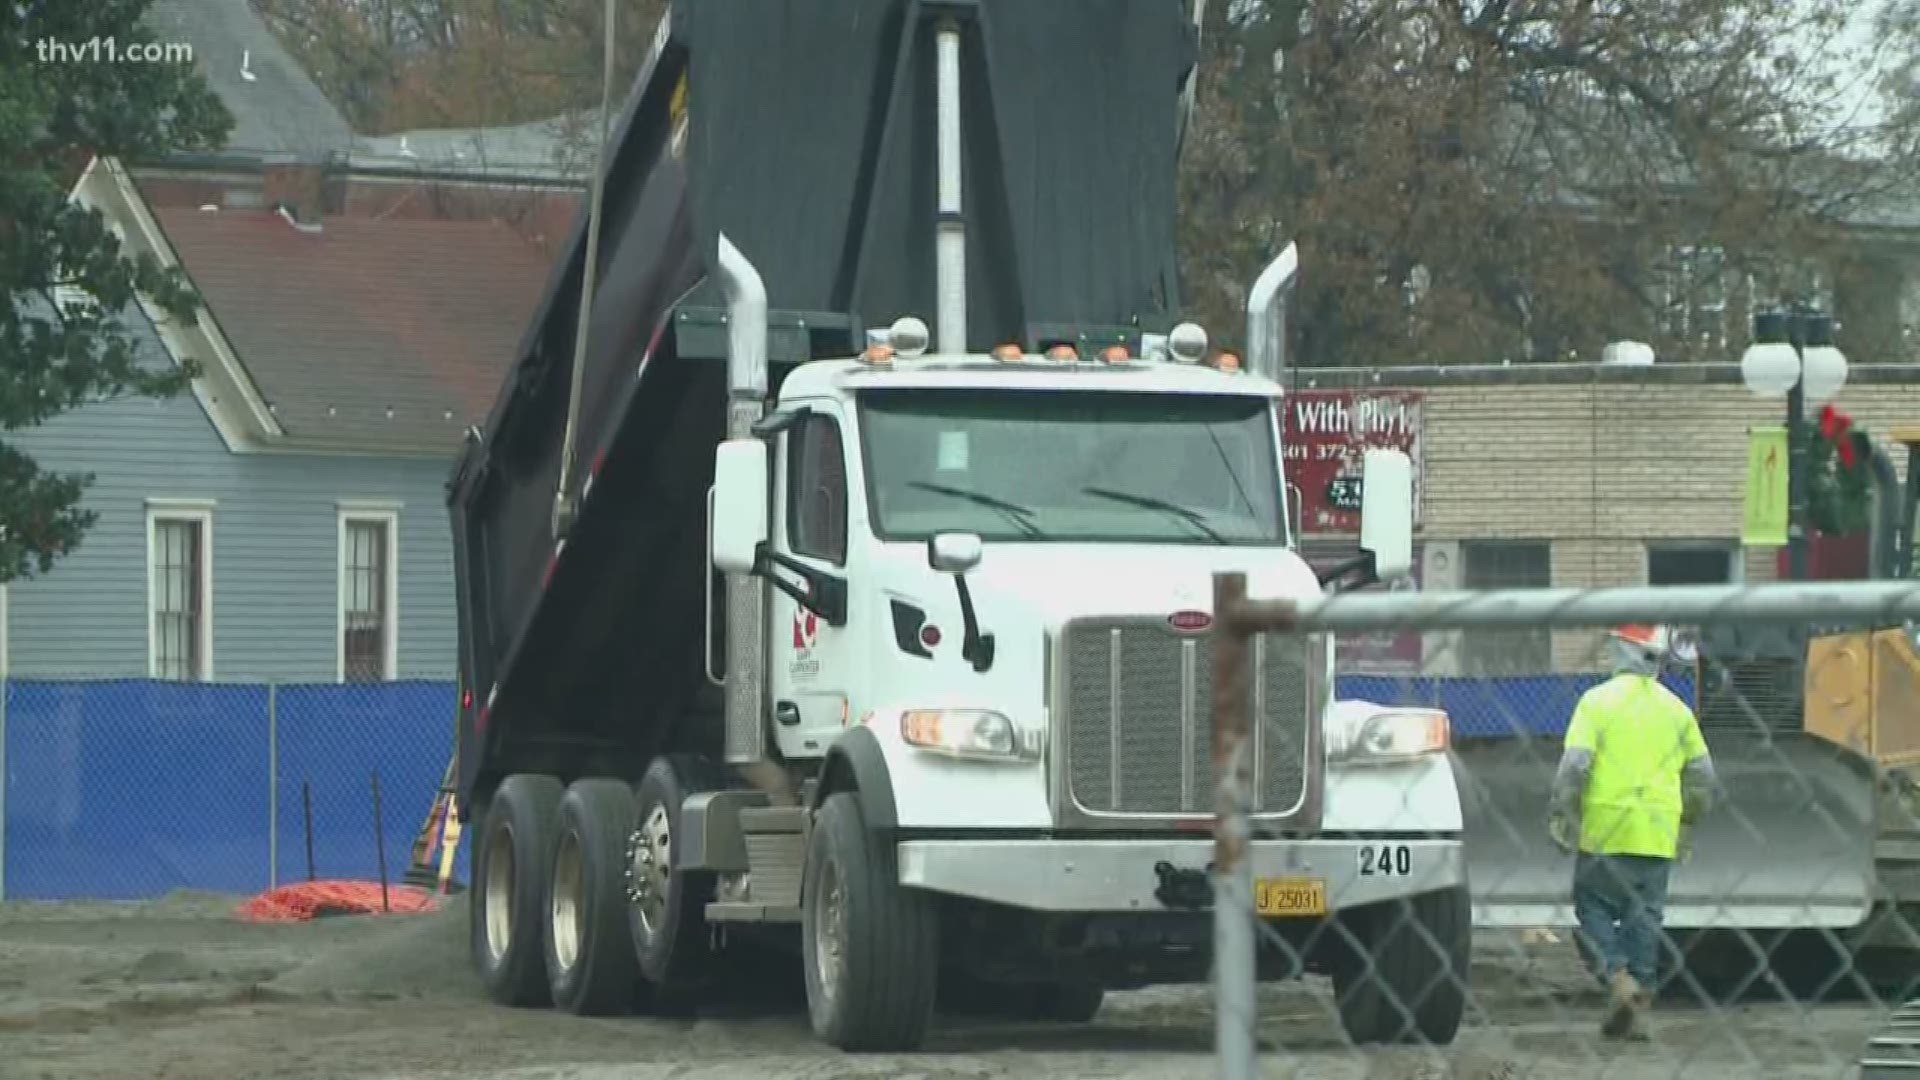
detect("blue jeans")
[1573,853,1672,988]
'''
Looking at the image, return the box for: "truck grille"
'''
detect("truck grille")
[1061,619,1314,817]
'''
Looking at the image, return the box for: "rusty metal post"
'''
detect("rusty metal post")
[1211,572,1257,1080]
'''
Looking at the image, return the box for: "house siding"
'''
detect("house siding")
[3,310,458,681]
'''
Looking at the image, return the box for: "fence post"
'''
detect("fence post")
[1211,573,1257,1080]
[268,680,278,890]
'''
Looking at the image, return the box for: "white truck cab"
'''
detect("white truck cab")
[698,305,1469,1050]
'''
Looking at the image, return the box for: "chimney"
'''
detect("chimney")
[262,162,327,227]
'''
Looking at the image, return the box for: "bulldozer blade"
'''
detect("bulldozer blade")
[1456,732,1877,929]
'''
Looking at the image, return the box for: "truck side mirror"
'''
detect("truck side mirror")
[927,531,983,574]
[1359,449,1414,582]
[712,438,769,573]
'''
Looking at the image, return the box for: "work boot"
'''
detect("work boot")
[1600,970,1649,1041]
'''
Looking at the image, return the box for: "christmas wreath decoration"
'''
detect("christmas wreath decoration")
[1806,404,1875,537]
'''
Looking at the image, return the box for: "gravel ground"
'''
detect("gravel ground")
[0,891,1892,1080]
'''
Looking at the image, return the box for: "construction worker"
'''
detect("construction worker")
[1548,624,1718,1042]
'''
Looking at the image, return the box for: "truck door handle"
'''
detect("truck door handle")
[775,701,802,727]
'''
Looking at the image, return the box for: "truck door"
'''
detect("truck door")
[770,401,861,759]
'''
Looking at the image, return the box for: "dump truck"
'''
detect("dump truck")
[1459,430,1920,1000]
[447,0,1469,1052]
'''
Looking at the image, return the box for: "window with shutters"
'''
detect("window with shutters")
[339,508,398,681]
[148,503,213,680]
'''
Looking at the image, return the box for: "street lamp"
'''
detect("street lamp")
[1740,309,1849,581]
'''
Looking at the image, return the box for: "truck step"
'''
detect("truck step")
[739,805,806,834]
[704,901,802,924]
[1863,1001,1920,1079]
[743,828,805,909]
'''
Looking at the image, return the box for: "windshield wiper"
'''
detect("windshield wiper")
[906,480,1043,539]
[1080,486,1226,543]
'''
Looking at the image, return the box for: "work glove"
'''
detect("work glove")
[1676,827,1694,865]
[1548,811,1577,855]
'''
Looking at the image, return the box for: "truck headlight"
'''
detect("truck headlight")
[900,709,1036,761]
[1329,707,1449,764]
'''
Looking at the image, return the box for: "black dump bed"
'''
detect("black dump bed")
[447,0,1197,807]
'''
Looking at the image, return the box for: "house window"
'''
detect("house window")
[148,503,213,681]
[1459,540,1552,675]
[339,508,398,681]
[1648,542,1739,586]
[787,414,848,565]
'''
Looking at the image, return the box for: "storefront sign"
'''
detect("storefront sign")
[1282,390,1424,533]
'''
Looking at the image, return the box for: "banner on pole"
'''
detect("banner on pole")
[1743,426,1789,547]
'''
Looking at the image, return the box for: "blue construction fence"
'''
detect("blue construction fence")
[3,678,465,902]
[0,671,1694,901]
[1338,671,1697,740]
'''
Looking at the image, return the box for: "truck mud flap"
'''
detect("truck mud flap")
[1455,734,1877,929]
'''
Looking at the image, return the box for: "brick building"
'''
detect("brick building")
[1292,362,1920,674]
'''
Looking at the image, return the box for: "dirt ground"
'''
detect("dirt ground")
[0,891,1893,1080]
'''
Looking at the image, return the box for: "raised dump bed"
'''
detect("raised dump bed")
[446,0,1198,808]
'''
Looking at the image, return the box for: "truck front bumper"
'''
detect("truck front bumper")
[897,837,1464,914]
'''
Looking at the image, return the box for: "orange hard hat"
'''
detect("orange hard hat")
[1610,625,1669,651]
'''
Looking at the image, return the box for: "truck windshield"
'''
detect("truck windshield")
[859,389,1285,544]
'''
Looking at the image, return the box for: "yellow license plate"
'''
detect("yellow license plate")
[1254,877,1328,917]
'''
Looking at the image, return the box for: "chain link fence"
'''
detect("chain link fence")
[0,676,460,901]
[1209,577,1920,1079]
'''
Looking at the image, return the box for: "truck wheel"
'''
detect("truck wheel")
[545,779,643,1015]
[470,773,565,1007]
[1331,884,1470,1046]
[802,791,938,1051]
[628,754,723,995]
[1031,980,1104,1022]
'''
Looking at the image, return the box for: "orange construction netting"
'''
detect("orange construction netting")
[236,880,441,922]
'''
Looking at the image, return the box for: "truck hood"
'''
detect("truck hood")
[879,543,1324,630]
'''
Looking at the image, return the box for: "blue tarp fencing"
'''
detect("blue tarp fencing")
[1,672,1692,900]
[3,678,464,901]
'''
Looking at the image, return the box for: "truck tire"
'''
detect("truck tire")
[628,754,724,996]
[802,791,939,1051]
[545,778,643,1015]
[470,773,565,1007]
[1331,884,1470,1046]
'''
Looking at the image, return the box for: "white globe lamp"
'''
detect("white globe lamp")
[1740,339,1800,398]
[1799,315,1848,403]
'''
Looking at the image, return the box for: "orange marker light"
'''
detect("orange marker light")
[863,344,895,365]
[1215,352,1242,373]
[1046,344,1078,361]
[992,343,1023,361]
[1101,345,1129,363]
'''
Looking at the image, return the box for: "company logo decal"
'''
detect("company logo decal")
[1167,610,1213,633]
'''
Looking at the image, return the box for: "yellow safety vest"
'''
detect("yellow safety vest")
[1563,673,1709,859]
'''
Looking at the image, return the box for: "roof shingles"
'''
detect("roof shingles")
[153,209,555,454]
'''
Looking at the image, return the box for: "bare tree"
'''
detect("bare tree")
[253,0,664,134]
[1180,0,1920,366]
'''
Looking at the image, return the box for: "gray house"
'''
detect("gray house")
[4,158,555,683]
[0,0,582,683]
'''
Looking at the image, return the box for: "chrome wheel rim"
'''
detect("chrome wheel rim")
[483,824,516,962]
[813,856,846,1006]
[550,828,585,973]
[629,803,672,936]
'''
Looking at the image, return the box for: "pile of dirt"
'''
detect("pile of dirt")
[264,894,476,1002]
